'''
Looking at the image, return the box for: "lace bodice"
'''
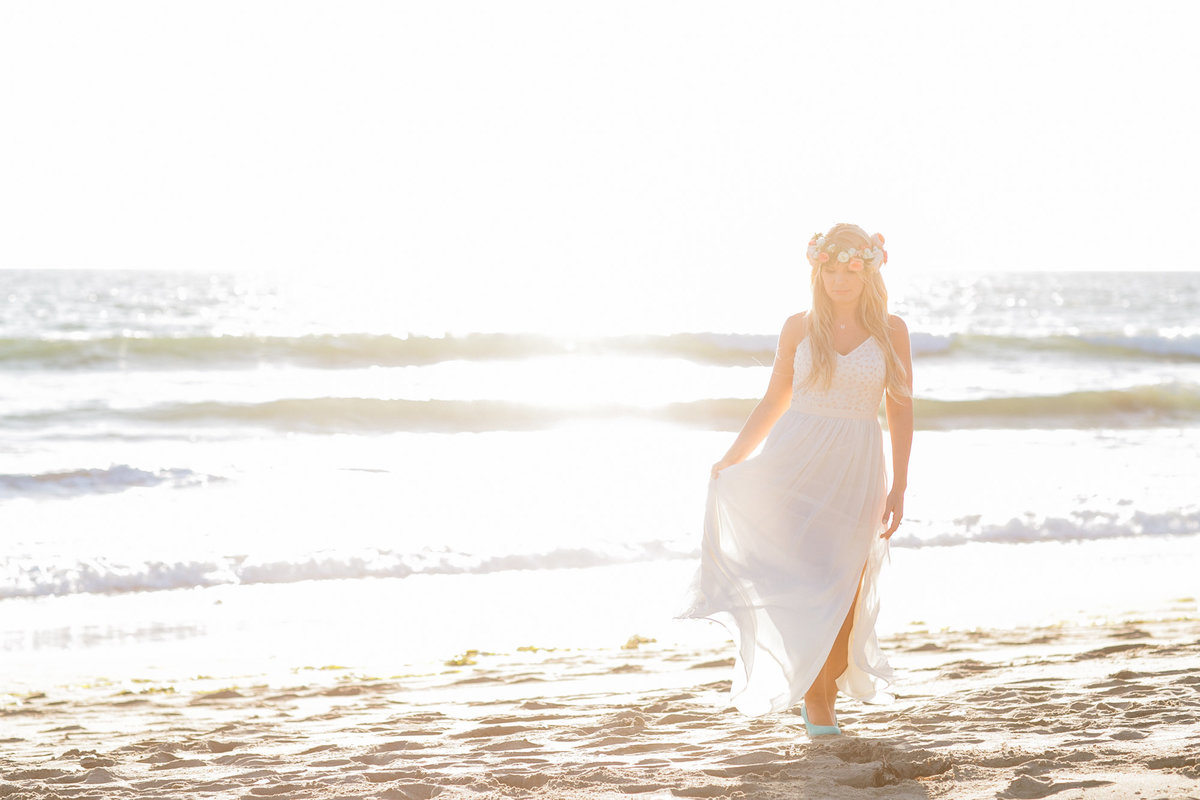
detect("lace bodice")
[791,337,886,419]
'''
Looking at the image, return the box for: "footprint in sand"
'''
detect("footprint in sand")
[478,738,540,752]
[603,742,678,755]
[149,758,206,770]
[1071,643,1148,661]
[689,658,735,669]
[371,785,443,800]
[448,724,536,739]
[998,774,1114,798]
[491,771,551,790]
[1145,754,1200,774]
[1110,627,1152,640]
[671,785,742,798]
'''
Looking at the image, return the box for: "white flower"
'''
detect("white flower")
[847,248,858,257]
[837,250,850,263]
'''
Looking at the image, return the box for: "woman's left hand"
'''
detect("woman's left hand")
[880,487,904,539]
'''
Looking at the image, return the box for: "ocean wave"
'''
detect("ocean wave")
[7,329,1194,371]
[908,332,956,355]
[0,333,776,370]
[4,507,1198,598]
[0,333,559,370]
[1077,333,1200,359]
[915,384,1200,429]
[940,332,1200,361]
[893,507,1200,548]
[0,540,699,599]
[2,398,758,434]
[0,465,219,499]
[6,385,1198,435]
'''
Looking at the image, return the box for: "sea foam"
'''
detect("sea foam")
[5,506,1197,599]
[0,465,217,499]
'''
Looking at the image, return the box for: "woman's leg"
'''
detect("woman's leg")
[803,566,865,726]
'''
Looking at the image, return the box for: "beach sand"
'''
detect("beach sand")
[3,614,1199,799]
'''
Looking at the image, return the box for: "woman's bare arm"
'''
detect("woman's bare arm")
[711,314,805,478]
[881,314,913,537]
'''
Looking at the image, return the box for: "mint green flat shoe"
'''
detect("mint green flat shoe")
[800,703,841,737]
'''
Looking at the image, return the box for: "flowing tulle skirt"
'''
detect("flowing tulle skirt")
[678,406,895,716]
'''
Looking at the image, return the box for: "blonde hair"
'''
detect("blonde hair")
[803,223,910,400]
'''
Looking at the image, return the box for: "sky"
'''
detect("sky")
[2,1,1198,332]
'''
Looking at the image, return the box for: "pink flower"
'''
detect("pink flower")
[848,258,864,271]
[817,252,830,263]
[874,233,886,245]
[882,250,888,264]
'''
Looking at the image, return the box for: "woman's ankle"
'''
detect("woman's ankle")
[803,698,836,726]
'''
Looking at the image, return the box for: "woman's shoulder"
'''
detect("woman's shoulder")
[778,312,808,349]
[886,314,911,352]
[783,311,808,335]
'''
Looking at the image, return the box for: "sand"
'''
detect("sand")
[2,616,1199,799]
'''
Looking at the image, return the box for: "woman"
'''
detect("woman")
[678,222,913,737]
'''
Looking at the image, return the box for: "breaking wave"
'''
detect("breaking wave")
[0,465,219,499]
[5,505,1198,599]
[4,330,1197,371]
[6,384,1197,434]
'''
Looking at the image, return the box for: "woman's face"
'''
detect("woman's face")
[819,259,865,308]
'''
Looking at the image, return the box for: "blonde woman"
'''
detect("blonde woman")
[679,223,913,737]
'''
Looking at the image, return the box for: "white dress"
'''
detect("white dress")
[678,335,895,716]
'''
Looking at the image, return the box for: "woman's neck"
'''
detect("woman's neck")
[830,303,859,329]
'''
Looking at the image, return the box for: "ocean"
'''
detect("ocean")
[2,268,1198,689]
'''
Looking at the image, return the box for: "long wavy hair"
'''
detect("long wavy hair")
[803,223,910,399]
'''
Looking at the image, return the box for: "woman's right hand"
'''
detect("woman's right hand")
[710,457,737,480]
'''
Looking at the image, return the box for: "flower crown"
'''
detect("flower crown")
[806,232,888,272]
